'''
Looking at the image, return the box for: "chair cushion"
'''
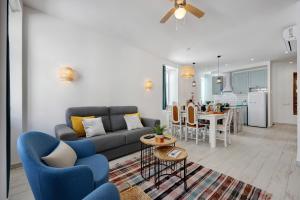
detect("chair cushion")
[115,127,152,144]
[75,154,109,187]
[110,106,138,131]
[87,133,126,153]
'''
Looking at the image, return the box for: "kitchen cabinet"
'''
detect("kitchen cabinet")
[212,76,222,95]
[248,69,267,89]
[232,71,249,94]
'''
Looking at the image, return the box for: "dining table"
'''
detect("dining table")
[180,111,226,148]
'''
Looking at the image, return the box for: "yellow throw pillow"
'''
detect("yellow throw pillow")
[125,112,141,118]
[71,116,95,137]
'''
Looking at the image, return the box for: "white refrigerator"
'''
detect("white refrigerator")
[248,92,268,128]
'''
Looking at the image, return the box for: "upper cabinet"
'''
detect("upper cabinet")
[232,71,249,94]
[212,76,223,95]
[248,69,267,89]
[231,68,267,94]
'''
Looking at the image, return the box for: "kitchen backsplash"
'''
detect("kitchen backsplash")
[213,93,248,106]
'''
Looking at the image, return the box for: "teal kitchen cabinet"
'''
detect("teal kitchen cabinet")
[248,69,267,89]
[212,76,223,95]
[232,71,249,94]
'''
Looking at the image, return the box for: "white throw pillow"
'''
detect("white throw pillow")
[82,117,106,138]
[124,115,144,130]
[41,141,77,168]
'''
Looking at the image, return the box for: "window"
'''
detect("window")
[162,65,178,110]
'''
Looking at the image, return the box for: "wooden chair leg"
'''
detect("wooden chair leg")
[185,127,188,142]
[228,129,232,145]
[224,130,227,147]
[196,129,199,145]
[179,126,182,140]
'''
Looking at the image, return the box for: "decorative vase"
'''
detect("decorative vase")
[155,135,164,143]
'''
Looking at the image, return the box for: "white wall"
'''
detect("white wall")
[0,0,7,198]
[23,6,175,136]
[271,60,297,125]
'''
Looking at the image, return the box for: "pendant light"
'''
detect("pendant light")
[192,62,197,87]
[216,55,222,84]
[180,48,195,79]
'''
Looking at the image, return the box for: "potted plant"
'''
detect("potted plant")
[153,125,166,143]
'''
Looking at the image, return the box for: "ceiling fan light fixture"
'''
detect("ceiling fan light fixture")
[174,6,186,20]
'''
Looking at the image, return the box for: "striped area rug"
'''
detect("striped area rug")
[109,157,272,200]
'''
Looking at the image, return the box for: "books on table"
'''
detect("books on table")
[168,149,182,158]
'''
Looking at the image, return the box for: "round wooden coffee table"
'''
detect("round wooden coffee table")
[153,146,188,190]
[140,134,176,180]
[140,134,176,146]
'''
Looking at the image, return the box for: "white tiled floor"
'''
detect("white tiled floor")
[9,124,299,200]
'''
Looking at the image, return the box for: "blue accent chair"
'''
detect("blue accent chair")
[17,131,116,200]
[83,183,120,200]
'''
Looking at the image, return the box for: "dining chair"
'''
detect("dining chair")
[171,102,184,140]
[216,109,234,147]
[185,102,206,144]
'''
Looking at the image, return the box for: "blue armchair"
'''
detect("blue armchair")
[83,183,120,200]
[17,131,115,200]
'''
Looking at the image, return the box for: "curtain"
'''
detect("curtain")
[162,65,167,110]
[6,0,11,197]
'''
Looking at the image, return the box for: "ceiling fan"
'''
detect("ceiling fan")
[160,0,205,23]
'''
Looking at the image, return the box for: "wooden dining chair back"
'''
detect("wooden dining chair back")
[187,102,197,126]
[225,109,233,128]
[171,102,184,140]
[172,103,180,124]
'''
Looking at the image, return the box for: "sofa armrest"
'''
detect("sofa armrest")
[55,124,78,141]
[141,118,160,128]
[40,165,94,200]
[66,140,96,159]
[83,183,120,200]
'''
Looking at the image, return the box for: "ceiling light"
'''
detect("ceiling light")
[174,6,187,20]
[284,51,289,54]
[225,64,229,66]
[250,58,255,62]
[289,61,294,64]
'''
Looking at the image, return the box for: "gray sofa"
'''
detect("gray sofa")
[55,106,160,160]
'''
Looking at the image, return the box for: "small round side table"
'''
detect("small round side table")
[140,134,176,180]
[153,146,188,191]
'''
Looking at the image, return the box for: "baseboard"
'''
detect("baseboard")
[10,162,22,169]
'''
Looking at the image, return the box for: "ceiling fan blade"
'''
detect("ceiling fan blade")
[160,7,176,23]
[185,4,205,18]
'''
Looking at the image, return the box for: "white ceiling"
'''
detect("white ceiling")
[23,0,298,68]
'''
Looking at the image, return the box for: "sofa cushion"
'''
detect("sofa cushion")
[109,106,138,131]
[75,154,109,187]
[114,127,152,144]
[66,107,111,132]
[87,133,126,153]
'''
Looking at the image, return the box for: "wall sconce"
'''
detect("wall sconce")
[144,80,153,91]
[59,66,75,82]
